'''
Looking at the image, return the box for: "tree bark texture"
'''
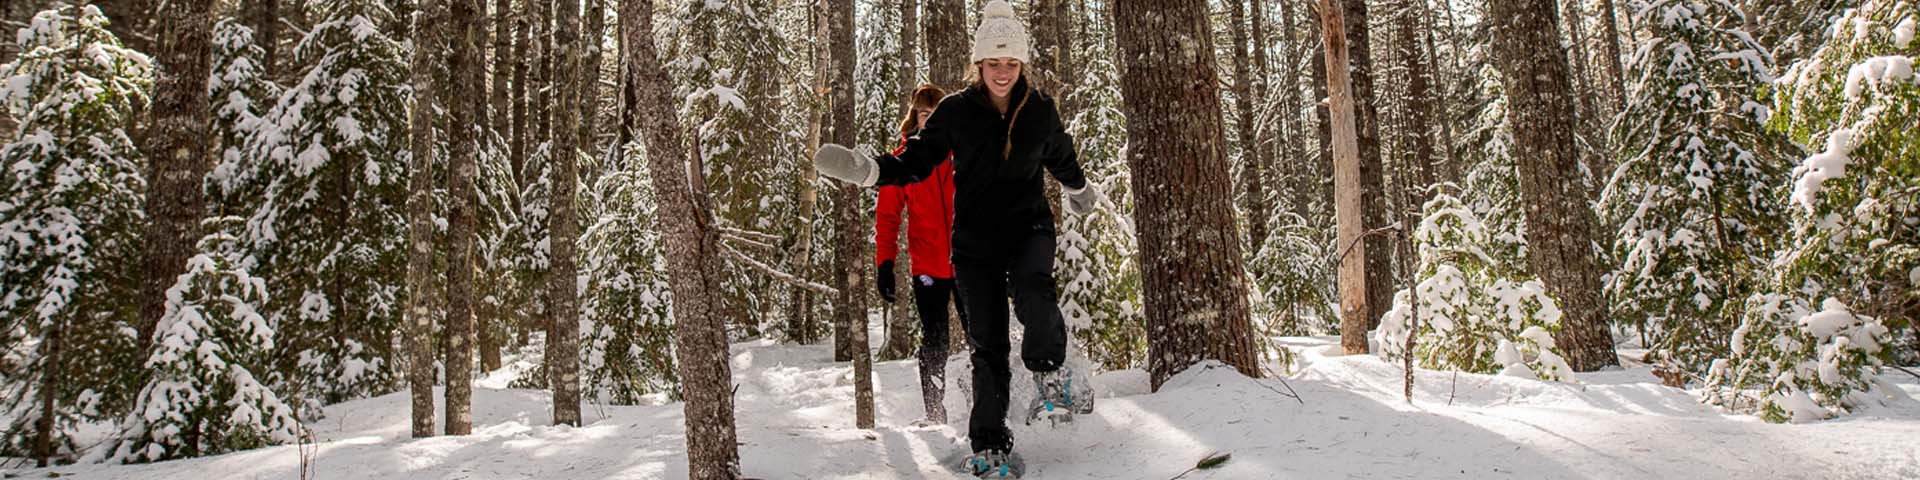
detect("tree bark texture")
[1486,0,1619,372]
[1114,0,1262,390]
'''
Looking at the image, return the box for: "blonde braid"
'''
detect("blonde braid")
[1002,82,1031,159]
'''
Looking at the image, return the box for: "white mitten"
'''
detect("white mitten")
[813,143,879,187]
[1063,182,1103,216]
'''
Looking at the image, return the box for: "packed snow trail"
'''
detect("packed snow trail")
[18,337,1920,479]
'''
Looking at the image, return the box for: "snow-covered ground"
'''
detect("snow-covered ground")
[16,336,1920,479]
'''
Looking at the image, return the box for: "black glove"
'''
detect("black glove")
[876,260,897,303]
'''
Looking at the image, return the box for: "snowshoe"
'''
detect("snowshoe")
[958,449,1025,478]
[1027,365,1095,425]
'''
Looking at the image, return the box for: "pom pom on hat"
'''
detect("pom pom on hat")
[983,0,1016,19]
[972,0,1031,64]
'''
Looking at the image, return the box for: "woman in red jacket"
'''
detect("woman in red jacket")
[875,83,967,425]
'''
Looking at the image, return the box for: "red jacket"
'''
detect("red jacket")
[875,135,956,279]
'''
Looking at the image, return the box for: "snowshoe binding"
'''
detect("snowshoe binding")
[1027,366,1095,425]
[959,449,1025,478]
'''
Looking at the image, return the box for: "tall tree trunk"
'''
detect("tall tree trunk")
[579,0,605,155]
[827,0,876,429]
[786,2,827,346]
[96,0,154,54]
[33,323,60,467]
[1252,0,1284,229]
[1487,0,1618,372]
[1309,3,1335,219]
[469,2,491,132]
[1320,0,1371,356]
[476,0,509,373]
[1397,0,1435,201]
[512,1,532,187]
[1561,0,1605,199]
[1425,0,1461,184]
[536,0,554,149]
[404,0,442,440]
[1277,0,1310,221]
[1033,0,1078,112]
[829,0,852,366]
[442,0,482,437]
[1343,0,1392,332]
[901,0,919,89]
[138,0,214,354]
[244,0,279,80]
[924,0,968,90]
[548,0,584,427]
[1115,0,1261,390]
[1031,0,1072,229]
[479,296,502,370]
[625,3,743,477]
[879,0,919,363]
[1597,0,1627,113]
[490,0,512,135]
[1228,0,1268,254]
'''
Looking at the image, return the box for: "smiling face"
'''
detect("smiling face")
[979,58,1023,99]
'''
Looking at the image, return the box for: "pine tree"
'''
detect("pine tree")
[1602,0,1790,384]
[1059,2,1144,370]
[1059,43,1147,370]
[1708,0,1917,422]
[1250,214,1337,339]
[206,19,283,219]
[577,145,678,405]
[0,6,151,465]
[1375,189,1578,382]
[107,219,300,463]
[245,0,411,412]
[1739,0,1848,66]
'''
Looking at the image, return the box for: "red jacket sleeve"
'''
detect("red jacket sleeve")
[875,184,905,265]
[874,137,911,265]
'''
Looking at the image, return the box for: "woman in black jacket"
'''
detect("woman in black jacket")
[813,1,1101,475]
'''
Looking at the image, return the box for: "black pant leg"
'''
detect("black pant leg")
[1010,230,1068,372]
[950,277,970,337]
[912,276,953,360]
[955,259,1013,453]
[910,276,953,421]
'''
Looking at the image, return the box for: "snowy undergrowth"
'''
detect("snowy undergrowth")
[13,336,1919,479]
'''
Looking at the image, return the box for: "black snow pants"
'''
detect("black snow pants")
[955,227,1068,453]
[911,274,967,422]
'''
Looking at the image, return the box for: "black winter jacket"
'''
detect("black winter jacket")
[873,77,1087,261]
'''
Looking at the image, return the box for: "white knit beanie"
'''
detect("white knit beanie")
[971,0,1031,64]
